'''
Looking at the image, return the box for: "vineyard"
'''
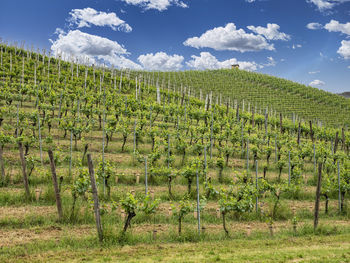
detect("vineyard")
[1,43,350,262]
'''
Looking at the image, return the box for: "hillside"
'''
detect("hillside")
[0,43,350,262]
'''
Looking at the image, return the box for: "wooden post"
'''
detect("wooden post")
[338,161,341,213]
[275,135,277,162]
[314,163,322,231]
[87,154,103,242]
[145,157,148,195]
[309,121,314,142]
[37,112,43,164]
[210,112,213,159]
[255,160,258,213]
[288,151,291,186]
[18,142,30,197]
[313,144,316,174]
[297,122,301,146]
[48,150,63,221]
[246,138,249,176]
[196,169,201,235]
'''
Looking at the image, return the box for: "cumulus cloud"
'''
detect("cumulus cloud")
[121,0,188,11]
[137,52,184,70]
[324,20,350,35]
[307,0,350,11]
[309,70,320,74]
[50,29,141,69]
[184,23,274,53]
[68,7,132,32]
[337,40,350,59]
[306,22,323,30]
[247,23,290,41]
[186,52,260,71]
[309,79,325,86]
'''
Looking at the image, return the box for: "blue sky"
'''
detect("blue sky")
[1,0,350,93]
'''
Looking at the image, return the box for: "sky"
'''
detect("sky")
[0,0,350,93]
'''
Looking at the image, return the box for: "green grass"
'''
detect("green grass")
[1,227,350,262]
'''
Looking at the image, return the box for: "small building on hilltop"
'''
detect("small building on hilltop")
[231,64,239,69]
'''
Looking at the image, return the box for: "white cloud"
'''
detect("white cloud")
[309,79,325,86]
[121,0,188,11]
[186,52,259,71]
[246,0,256,2]
[337,40,350,59]
[138,52,184,70]
[68,7,132,32]
[348,65,350,68]
[265,56,276,67]
[309,70,320,74]
[306,22,323,30]
[247,23,290,41]
[50,29,141,69]
[183,23,274,53]
[307,0,350,11]
[292,44,302,49]
[324,20,350,36]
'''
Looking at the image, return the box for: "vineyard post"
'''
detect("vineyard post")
[48,150,63,221]
[255,160,258,213]
[241,120,244,154]
[275,135,277,163]
[149,106,152,129]
[37,112,43,165]
[246,138,249,177]
[18,142,30,198]
[84,69,87,96]
[16,103,19,138]
[204,146,207,182]
[69,130,73,177]
[342,128,345,150]
[210,112,213,159]
[135,76,138,100]
[314,163,322,231]
[87,154,103,242]
[337,161,341,213]
[133,120,137,154]
[119,70,123,93]
[313,144,316,174]
[167,134,170,169]
[102,89,107,197]
[196,169,201,235]
[288,151,291,186]
[297,122,301,146]
[264,109,268,138]
[236,104,240,121]
[58,91,63,123]
[145,157,148,195]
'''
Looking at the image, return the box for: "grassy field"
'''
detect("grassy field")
[2,227,350,262]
